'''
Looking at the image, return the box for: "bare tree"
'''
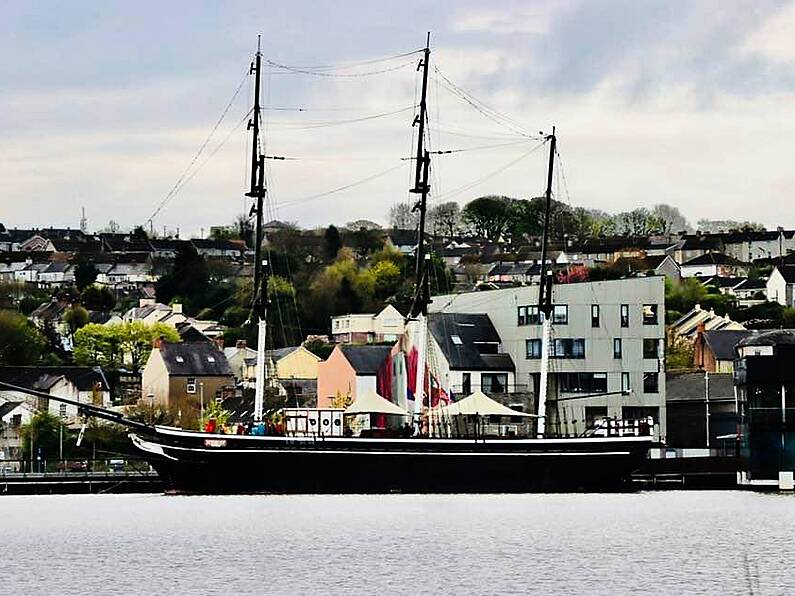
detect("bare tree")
[388,201,418,229]
[428,201,461,238]
[651,204,691,234]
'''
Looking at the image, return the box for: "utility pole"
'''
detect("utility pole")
[411,33,431,287]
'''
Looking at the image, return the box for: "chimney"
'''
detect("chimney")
[172,303,183,314]
[236,339,247,350]
[152,336,163,350]
[697,321,706,335]
[213,336,225,351]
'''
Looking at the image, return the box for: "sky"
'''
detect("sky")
[2,0,795,237]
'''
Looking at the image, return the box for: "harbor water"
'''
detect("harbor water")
[4,491,794,595]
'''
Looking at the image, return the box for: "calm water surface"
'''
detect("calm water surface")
[3,491,794,595]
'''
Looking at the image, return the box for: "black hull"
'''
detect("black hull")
[131,430,652,494]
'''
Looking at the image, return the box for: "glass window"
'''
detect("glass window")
[585,406,608,427]
[642,304,658,325]
[186,377,197,394]
[59,404,67,418]
[552,305,568,324]
[622,406,659,423]
[518,305,541,326]
[643,372,659,394]
[622,372,631,393]
[643,338,660,359]
[451,335,463,345]
[591,304,600,328]
[525,339,542,359]
[462,373,471,395]
[613,338,622,359]
[481,373,508,394]
[552,338,585,359]
[559,373,607,393]
[620,304,629,328]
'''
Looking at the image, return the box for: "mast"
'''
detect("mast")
[409,34,431,431]
[536,127,556,437]
[245,36,268,423]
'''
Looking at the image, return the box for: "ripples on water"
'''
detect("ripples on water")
[3,491,794,595]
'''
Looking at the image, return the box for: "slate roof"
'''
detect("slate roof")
[427,313,515,372]
[682,252,747,266]
[775,265,795,283]
[0,401,23,418]
[665,372,735,402]
[265,347,300,362]
[158,342,233,377]
[0,366,109,392]
[733,278,767,291]
[736,329,795,348]
[339,345,392,375]
[703,330,757,360]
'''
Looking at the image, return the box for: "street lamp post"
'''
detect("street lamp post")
[199,381,205,431]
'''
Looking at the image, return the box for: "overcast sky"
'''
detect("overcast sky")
[2,0,795,237]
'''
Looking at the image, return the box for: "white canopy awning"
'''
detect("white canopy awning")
[439,390,536,417]
[345,390,410,416]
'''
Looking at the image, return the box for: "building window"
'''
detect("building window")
[591,304,600,328]
[643,372,659,394]
[620,304,629,328]
[517,305,541,326]
[643,339,660,359]
[622,372,631,393]
[462,373,471,395]
[585,406,608,427]
[642,304,658,325]
[59,404,67,418]
[552,338,585,359]
[613,338,622,359]
[559,372,607,394]
[481,373,508,394]
[186,377,197,394]
[552,305,568,325]
[526,339,542,359]
[622,406,659,424]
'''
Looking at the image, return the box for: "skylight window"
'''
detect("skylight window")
[451,335,463,345]
[175,356,184,363]
[207,356,216,363]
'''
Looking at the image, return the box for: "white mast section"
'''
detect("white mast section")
[537,315,551,437]
[413,314,428,432]
[254,316,267,422]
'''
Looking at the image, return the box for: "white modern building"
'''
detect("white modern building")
[330,304,405,344]
[430,276,667,439]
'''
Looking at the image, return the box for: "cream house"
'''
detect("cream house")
[330,304,405,343]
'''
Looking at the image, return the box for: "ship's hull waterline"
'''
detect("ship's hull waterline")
[131,429,652,494]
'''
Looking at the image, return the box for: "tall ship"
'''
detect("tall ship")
[1,37,653,493]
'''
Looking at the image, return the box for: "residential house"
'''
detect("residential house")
[317,345,392,409]
[674,234,724,264]
[0,399,36,464]
[265,346,322,405]
[730,278,768,307]
[680,252,749,278]
[431,276,668,439]
[224,340,258,383]
[611,255,681,281]
[665,371,737,448]
[37,262,73,287]
[720,229,795,263]
[0,366,111,419]
[331,304,405,343]
[384,228,418,255]
[190,238,245,258]
[670,304,746,341]
[766,265,795,307]
[141,340,234,408]
[693,328,757,373]
[426,312,517,402]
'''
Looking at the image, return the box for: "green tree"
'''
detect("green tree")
[372,260,402,299]
[462,195,513,240]
[73,322,180,372]
[81,285,116,311]
[20,411,66,471]
[0,310,46,365]
[64,305,89,335]
[323,225,342,260]
[155,244,209,313]
[74,261,99,291]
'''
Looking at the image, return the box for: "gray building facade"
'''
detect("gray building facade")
[430,276,667,439]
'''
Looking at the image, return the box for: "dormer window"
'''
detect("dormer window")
[451,335,463,345]
[207,356,215,363]
[175,356,184,363]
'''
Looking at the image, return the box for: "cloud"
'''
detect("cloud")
[741,1,795,64]
[452,1,578,35]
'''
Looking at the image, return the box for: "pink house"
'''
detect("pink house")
[317,345,392,408]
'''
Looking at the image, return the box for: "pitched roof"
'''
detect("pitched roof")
[0,366,109,392]
[733,278,767,290]
[339,345,392,375]
[774,265,795,283]
[703,330,757,360]
[427,313,515,371]
[665,372,735,402]
[158,342,233,377]
[682,252,747,266]
[0,401,23,418]
[736,329,795,348]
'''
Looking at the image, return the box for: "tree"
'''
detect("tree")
[345,219,382,231]
[20,411,66,471]
[0,310,46,365]
[372,260,402,299]
[64,305,89,335]
[323,225,342,259]
[73,321,180,372]
[428,201,460,238]
[81,285,116,311]
[462,196,513,240]
[696,219,766,233]
[155,244,209,314]
[614,208,665,236]
[388,202,419,229]
[74,261,98,291]
[651,204,691,234]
